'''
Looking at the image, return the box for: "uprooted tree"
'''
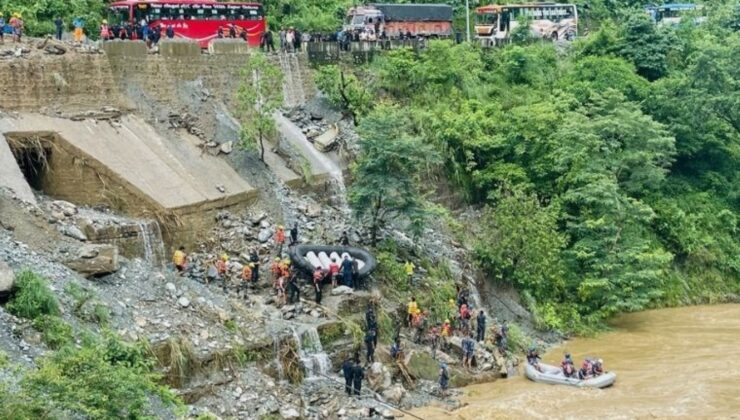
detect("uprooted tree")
[237,52,284,163]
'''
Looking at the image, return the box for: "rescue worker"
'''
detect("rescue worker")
[462,332,475,370]
[289,223,298,246]
[312,266,324,304]
[172,246,187,274]
[592,359,604,376]
[414,310,428,344]
[341,255,353,288]
[100,19,111,40]
[561,352,575,377]
[407,296,419,327]
[364,329,375,365]
[404,260,415,286]
[287,268,300,304]
[390,337,403,361]
[352,356,364,396]
[438,362,449,394]
[240,263,253,298]
[351,257,360,289]
[459,303,471,335]
[53,16,63,41]
[216,254,229,292]
[476,309,487,342]
[339,230,350,246]
[275,225,286,255]
[270,257,282,288]
[249,248,260,284]
[328,258,340,288]
[578,359,593,380]
[342,357,354,395]
[527,346,542,372]
[365,306,377,331]
[440,319,452,352]
[429,324,440,360]
[276,273,286,306]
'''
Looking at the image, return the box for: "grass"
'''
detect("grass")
[0,351,8,368]
[152,336,199,388]
[6,270,60,320]
[32,315,74,350]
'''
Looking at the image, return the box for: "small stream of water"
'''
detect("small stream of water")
[137,220,165,267]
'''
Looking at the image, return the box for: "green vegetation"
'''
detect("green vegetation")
[237,52,284,163]
[6,270,60,320]
[0,331,180,419]
[349,103,442,245]
[32,315,73,350]
[0,0,107,39]
[321,4,739,334]
[315,65,373,126]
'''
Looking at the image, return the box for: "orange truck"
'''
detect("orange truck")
[343,3,453,38]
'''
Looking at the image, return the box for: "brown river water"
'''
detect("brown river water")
[415,305,740,419]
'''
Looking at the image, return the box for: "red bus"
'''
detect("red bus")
[108,0,266,48]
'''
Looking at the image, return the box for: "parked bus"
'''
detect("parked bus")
[344,3,453,39]
[645,3,706,26]
[108,0,266,47]
[475,3,577,46]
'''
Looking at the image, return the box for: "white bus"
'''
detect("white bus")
[475,2,578,46]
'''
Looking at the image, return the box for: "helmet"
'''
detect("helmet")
[278,225,284,229]
[248,263,255,268]
[274,257,281,261]
[102,19,108,24]
[221,254,228,261]
[444,319,450,323]
[598,359,603,364]
[449,299,454,304]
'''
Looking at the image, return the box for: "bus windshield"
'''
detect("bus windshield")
[476,12,498,25]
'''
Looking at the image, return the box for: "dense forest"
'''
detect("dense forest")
[2,0,737,333]
[314,3,739,332]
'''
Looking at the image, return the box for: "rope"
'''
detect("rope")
[314,371,425,420]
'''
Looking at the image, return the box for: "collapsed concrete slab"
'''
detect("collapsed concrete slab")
[0,113,257,248]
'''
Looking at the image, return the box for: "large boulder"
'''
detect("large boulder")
[64,244,119,277]
[381,384,407,406]
[0,260,14,295]
[366,362,392,392]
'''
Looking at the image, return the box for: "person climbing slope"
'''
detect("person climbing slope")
[275,225,286,255]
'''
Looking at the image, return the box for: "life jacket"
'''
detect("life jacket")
[313,269,324,283]
[441,323,451,337]
[411,313,422,327]
[270,261,281,275]
[100,24,110,38]
[216,260,227,275]
[276,229,285,244]
[329,263,339,275]
[172,250,186,266]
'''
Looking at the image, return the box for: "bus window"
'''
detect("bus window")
[109,6,131,25]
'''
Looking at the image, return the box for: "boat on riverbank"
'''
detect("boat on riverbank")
[525,362,616,388]
[289,244,377,278]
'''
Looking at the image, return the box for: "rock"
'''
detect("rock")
[381,409,395,419]
[310,310,320,318]
[52,200,77,216]
[250,212,267,225]
[0,260,15,294]
[165,282,177,293]
[61,225,88,241]
[259,220,271,229]
[258,229,272,243]
[178,297,191,308]
[331,286,354,296]
[64,244,119,276]
[381,384,406,406]
[366,362,392,392]
[304,203,322,218]
[220,141,233,154]
[280,408,300,419]
[134,316,147,327]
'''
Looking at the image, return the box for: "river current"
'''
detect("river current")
[416,305,740,419]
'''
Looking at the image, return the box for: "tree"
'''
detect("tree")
[475,189,567,302]
[617,14,676,80]
[236,52,284,163]
[349,104,441,245]
[314,65,372,126]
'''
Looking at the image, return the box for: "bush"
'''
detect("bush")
[32,315,73,350]
[6,271,60,320]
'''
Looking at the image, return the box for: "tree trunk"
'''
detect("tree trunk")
[259,131,265,163]
[339,71,359,126]
[371,195,383,246]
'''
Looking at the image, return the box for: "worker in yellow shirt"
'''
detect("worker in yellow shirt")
[172,246,187,274]
[407,296,419,327]
[404,260,415,286]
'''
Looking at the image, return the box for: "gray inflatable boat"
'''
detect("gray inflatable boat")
[525,362,616,388]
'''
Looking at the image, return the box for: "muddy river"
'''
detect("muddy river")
[416,305,740,419]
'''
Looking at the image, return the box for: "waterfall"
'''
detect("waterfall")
[137,220,165,267]
[279,53,307,108]
[293,325,331,379]
[273,333,285,381]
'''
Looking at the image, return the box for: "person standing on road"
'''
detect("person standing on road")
[54,16,63,41]
[72,17,84,44]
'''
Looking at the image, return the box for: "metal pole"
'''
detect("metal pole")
[466,0,471,42]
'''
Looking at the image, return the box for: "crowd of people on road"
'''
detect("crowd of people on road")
[0,12,24,44]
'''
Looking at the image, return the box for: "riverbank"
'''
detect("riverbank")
[413,304,740,419]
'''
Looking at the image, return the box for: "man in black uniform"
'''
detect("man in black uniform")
[352,356,364,396]
[342,357,354,396]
